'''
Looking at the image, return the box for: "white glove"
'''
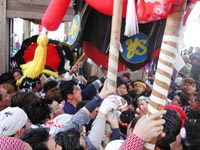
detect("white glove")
[99,95,127,115]
[64,72,73,81]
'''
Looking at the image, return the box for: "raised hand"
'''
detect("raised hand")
[133,110,166,142]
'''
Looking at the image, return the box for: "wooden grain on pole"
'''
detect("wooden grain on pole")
[144,2,186,150]
[107,0,123,91]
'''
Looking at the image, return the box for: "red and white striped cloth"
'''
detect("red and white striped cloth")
[0,136,25,150]
[120,133,145,150]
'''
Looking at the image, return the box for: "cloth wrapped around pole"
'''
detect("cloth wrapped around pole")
[145,2,186,150]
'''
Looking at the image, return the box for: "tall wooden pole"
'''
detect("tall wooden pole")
[69,53,87,75]
[144,2,186,150]
[0,0,9,74]
[107,0,123,91]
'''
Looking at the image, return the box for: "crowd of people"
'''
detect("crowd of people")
[0,49,200,150]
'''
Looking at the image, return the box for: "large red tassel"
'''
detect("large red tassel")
[41,0,71,31]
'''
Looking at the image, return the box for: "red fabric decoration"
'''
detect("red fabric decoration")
[136,0,185,22]
[24,43,61,72]
[136,0,171,22]
[42,0,71,31]
[83,41,127,72]
[86,0,184,22]
[85,0,128,18]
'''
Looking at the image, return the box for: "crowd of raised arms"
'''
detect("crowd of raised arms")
[0,47,200,150]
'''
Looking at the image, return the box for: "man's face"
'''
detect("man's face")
[72,85,82,102]
[186,83,197,95]
[189,96,200,110]
[134,84,145,95]
[122,76,129,82]
[50,100,64,118]
[0,87,11,110]
[117,84,128,95]
[13,71,22,81]
[181,82,189,92]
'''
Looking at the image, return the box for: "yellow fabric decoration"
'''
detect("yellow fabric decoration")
[16,69,58,86]
[16,75,26,86]
[20,34,48,79]
[133,81,146,89]
[42,69,59,79]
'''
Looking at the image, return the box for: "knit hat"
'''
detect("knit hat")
[43,80,58,93]
[0,107,28,136]
[156,108,182,150]
[0,136,25,150]
[165,104,186,128]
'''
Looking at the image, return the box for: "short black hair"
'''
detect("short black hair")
[55,128,84,150]
[24,100,51,124]
[43,80,58,93]
[119,109,135,135]
[117,77,128,90]
[122,72,130,79]
[21,128,49,150]
[59,80,77,100]
[0,72,15,84]
[11,92,38,109]
[179,93,189,106]
[13,69,23,76]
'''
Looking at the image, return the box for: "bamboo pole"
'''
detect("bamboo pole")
[107,0,123,92]
[69,53,87,75]
[144,2,186,150]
